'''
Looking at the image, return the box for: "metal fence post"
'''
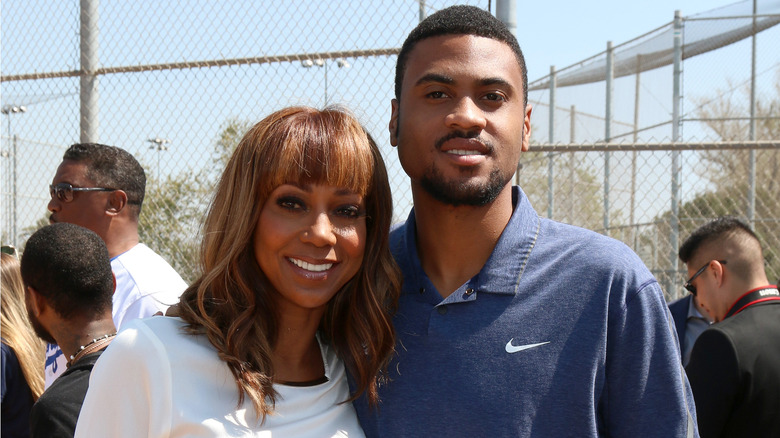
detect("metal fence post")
[80,0,99,143]
[748,0,758,225]
[604,41,613,232]
[548,65,556,219]
[671,10,683,295]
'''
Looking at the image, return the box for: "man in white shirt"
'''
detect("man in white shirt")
[44,142,187,386]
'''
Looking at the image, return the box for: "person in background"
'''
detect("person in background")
[75,106,400,437]
[1,250,45,438]
[353,5,697,437]
[668,293,711,366]
[679,216,780,437]
[20,223,116,437]
[44,143,187,385]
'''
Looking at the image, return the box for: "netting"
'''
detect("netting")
[2,0,780,301]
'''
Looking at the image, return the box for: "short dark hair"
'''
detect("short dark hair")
[63,143,146,217]
[679,216,759,263]
[20,223,114,320]
[395,5,528,106]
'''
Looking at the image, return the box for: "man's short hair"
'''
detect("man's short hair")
[679,216,760,263]
[395,5,528,106]
[63,143,146,216]
[20,223,114,320]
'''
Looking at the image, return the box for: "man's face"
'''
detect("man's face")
[685,260,725,322]
[48,160,110,235]
[390,34,531,207]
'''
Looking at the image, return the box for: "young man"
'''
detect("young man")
[21,223,117,437]
[44,143,187,386]
[680,217,780,437]
[354,6,697,437]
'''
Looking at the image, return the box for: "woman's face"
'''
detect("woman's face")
[253,183,367,313]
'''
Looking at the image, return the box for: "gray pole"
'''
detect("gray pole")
[570,105,576,220]
[671,10,683,295]
[324,61,329,107]
[748,0,757,225]
[80,0,99,143]
[419,0,426,22]
[496,0,517,36]
[548,66,556,219]
[604,41,614,233]
[12,134,17,246]
[632,55,641,247]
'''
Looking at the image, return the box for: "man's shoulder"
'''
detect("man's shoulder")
[112,243,187,290]
[714,302,780,338]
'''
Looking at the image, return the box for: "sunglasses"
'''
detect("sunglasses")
[1,245,17,257]
[49,183,116,203]
[684,260,727,295]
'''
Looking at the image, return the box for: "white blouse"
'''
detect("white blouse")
[74,316,364,437]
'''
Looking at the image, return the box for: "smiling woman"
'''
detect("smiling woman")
[73,106,401,437]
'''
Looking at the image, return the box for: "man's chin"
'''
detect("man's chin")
[421,170,508,207]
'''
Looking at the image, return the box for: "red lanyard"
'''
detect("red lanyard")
[724,286,780,319]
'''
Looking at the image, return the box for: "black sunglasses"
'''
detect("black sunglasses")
[1,245,17,257]
[684,260,727,295]
[49,183,116,203]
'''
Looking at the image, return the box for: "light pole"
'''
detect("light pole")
[1,105,27,246]
[147,137,170,183]
[301,58,350,106]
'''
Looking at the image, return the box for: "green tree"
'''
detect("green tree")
[139,117,254,283]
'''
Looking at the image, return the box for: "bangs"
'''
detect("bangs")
[260,108,375,196]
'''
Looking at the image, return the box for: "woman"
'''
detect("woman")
[75,106,400,436]
[2,251,46,438]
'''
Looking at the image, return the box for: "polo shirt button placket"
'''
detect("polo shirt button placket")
[437,306,448,315]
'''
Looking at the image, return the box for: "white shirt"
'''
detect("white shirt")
[75,316,364,438]
[44,243,187,387]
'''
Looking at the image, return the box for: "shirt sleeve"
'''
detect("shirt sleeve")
[685,327,739,437]
[603,281,699,437]
[74,319,173,438]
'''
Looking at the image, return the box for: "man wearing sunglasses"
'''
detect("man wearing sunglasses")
[678,216,780,437]
[44,143,187,388]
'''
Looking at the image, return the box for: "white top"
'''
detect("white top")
[44,243,187,387]
[74,316,365,438]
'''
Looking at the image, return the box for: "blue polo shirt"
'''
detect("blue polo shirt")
[355,186,698,437]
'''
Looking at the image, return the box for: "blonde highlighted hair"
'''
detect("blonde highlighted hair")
[178,106,400,420]
[1,252,45,400]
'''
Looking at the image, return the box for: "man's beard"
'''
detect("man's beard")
[26,307,56,345]
[420,165,508,207]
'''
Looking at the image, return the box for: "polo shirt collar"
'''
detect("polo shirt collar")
[397,186,540,297]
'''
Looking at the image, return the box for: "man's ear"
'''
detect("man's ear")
[521,104,533,152]
[389,98,400,147]
[26,286,46,316]
[107,190,128,216]
[713,259,727,286]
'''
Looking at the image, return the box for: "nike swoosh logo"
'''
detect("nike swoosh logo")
[505,339,550,353]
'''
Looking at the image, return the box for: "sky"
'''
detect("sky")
[518,0,740,81]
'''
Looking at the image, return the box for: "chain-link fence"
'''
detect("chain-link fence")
[2,0,780,301]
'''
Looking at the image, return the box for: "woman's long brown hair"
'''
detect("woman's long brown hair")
[177,106,400,421]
